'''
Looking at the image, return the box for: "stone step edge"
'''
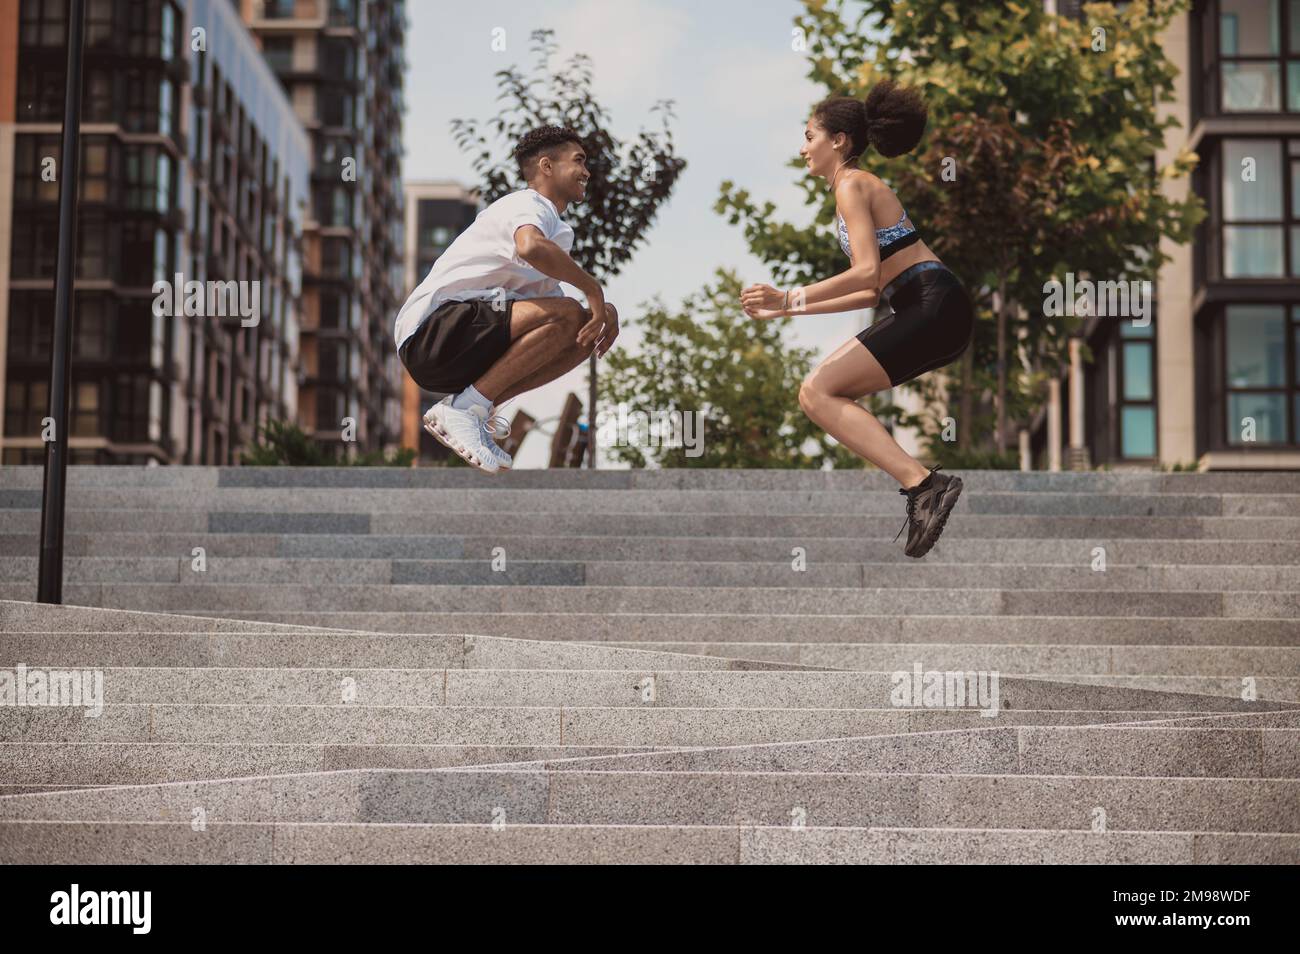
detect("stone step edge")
[6,765,1299,806]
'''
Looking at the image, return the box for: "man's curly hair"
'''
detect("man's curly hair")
[514,125,587,181]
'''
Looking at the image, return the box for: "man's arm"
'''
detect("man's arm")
[513,225,614,353]
[514,225,600,302]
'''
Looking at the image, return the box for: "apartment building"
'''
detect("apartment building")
[241,0,406,460]
[0,0,310,465]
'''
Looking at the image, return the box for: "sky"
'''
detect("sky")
[401,0,875,467]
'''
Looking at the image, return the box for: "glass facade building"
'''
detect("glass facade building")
[1033,0,1300,468]
[0,0,310,464]
[242,0,407,460]
[1192,0,1300,455]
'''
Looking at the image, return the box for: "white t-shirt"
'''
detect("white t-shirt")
[394,188,575,350]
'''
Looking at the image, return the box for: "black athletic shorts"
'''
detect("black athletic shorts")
[856,262,974,386]
[398,298,514,394]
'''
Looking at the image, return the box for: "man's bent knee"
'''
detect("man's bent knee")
[553,296,585,320]
[508,296,586,339]
[531,297,584,330]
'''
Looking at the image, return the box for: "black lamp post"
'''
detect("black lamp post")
[37,0,88,604]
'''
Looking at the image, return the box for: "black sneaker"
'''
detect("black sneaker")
[894,467,963,559]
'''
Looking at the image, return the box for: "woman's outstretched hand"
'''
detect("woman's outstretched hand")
[741,283,786,320]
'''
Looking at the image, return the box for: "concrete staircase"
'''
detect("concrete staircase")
[1,465,1297,863]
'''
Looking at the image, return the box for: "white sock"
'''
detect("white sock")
[451,385,492,412]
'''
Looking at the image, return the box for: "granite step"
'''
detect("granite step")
[1,820,1294,863]
[2,767,1296,832]
[8,532,1299,567]
[6,582,1292,618]
[109,611,1299,646]
[4,556,1300,591]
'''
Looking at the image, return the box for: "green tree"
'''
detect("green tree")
[598,269,867,468]
[716,0,1204,456]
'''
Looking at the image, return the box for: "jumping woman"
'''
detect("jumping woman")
[741,80,973,558]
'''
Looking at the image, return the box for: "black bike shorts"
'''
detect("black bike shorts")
[856,262,974,386]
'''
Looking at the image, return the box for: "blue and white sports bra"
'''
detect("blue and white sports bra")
[837,208,920,261]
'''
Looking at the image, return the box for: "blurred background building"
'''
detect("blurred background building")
[241,0,407,460]
[1030,0,1300,470]
[0,0,310,465]
[0,0,406,465]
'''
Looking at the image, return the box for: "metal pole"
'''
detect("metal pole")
[586,353,596,468]
[37,0,88,604]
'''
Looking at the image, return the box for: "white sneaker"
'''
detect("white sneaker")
[480,412,513,470]
[422,396,499,474]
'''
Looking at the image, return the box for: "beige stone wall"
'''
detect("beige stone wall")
[1154,9,1198,466]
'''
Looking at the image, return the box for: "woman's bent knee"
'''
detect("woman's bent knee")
[798,380,822,413]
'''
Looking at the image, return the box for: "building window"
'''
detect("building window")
[125,0,164,58]
[74,297,108,359]
[9,217,58,279]
[13,134,63,203]
[6,294,51,360]
[320,237,353,278]
[328,0,358,27]
[1214,0,1300,113]
[1294,138,1300,273]
[316,388,347,429]
[261,210,275,257]
[261,0,297,19]
[116,218,170,288]
[1223,303,1297,445]
[124,145,174,213]
[85,0,114,47]
[262,36,294,72]
[78,215,109,280]
[4,379,48,436]
[17,65,68,121]
[73,380,101,437]
[124,69,175,135]
[211,354,227,402]
[1218,137,1300,277]
[159,76,175,137]
[318,339,348,381]
[112,376,151,443]
[318,292,351,329]
[320,37,357,79]
[115,307,152,364]
[18,0,65,47]
[1118,320,1157,458]
[319,86,355,127]
[159,1,176,61]
[83,139,110,202]
[314,186,354,227]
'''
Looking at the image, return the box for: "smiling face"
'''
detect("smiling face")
[800,117,847,179]
[535,142,590,203]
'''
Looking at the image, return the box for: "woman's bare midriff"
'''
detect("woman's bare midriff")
[877,238,940,287]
